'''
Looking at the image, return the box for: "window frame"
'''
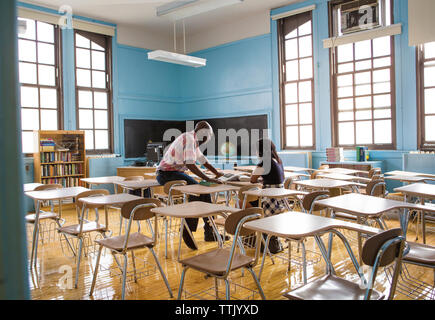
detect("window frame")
[73,29,113,154]
[416,43,435,150]
[278,11,316,150]
[328,0,397,150]
[18,19,64,156]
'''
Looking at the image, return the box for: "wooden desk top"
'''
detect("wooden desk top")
[318,167,366,175]
[224,181,258,187]
[243,188,308,199]
[78,193,142,206]
[244,211,381,239]
[385,170,435,178]
[384,175,432,183]
[394,183,435,199]
[284,166,315,173]
[81,176,125,184]
[285,172,310,179]
[114,179,161,189]
[171,184,240,195]
[314,193,435,217]
[23,183,43,192]
[317,173,371,183]
[294,178,361,189]
[25,187,89,200]
[151,201,240,218]
[233,166,257,173]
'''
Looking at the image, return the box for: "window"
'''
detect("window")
[18,18,62,154]
[74,30,112,152]
[278,11,315,149]
[329,0,396,149]
[417,42,435,150]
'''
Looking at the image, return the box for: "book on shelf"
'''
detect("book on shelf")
[326,147,344,162]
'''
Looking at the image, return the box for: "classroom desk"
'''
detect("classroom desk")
[25,186,89,270]
[285,172,310,179]
[385,170,435,178]
[394,183,435,244]
[294,178,364,196]
[171,184,240,206]
[317,173,371,183]
[314,193,435,263]
[81,176,126,192]
[241,188,308,211]
[113,179,161,197]
[233,166,257,173]
[318,167,367,176]
[244,211,381,283]
[23,183,43,192]
[151,201,240,260]
[284,166,315,173]
[384,175,434,184]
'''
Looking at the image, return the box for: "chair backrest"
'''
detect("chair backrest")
[75,189,110,209]
[318,164,329,170]
[284,177,292,189]
[121,198,162,221]
[366,180,386,197]
[225,207,263,237]
[238,184,261,205]
[123,175,144,181]
[163,180,187,196]
[368,168,382,178]
[34,183,63,191]
[301,191,329,213]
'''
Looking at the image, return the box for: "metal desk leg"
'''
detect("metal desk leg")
[30,200,41,269]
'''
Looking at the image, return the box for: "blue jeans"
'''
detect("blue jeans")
[156,170,213,234]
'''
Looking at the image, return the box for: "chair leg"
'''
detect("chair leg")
[74,237,83,289]
[89,245,103,296]
[215,277,219,300]
[247,267,266,300]
[119,214,123,236]
[177,267,188,300]
[121,254,128,300]
[301,240,307,285]
[224,279,230,300]
[131,251,138,283]
[149,247,173,298]
[165,218,168,258]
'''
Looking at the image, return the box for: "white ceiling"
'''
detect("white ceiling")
[21,0,301,34]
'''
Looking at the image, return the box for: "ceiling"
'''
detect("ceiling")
[21,0,301,35]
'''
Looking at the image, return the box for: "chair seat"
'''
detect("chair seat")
[179,248,254,276]
[403,242,435,267]
[26,211,58,223]
[283,274,384,300]
[95,232,154,252]
[58,222,106,236]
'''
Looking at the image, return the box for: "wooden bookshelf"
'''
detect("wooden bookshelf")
[33,130,87,187]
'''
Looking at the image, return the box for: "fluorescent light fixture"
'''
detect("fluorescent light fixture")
[148,50,206,68]
[157,0,244,20]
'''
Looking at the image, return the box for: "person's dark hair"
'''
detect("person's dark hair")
[257,138,282,164]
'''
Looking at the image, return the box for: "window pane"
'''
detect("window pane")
[76,33,90,48]
[299,81,311,102]
[76,48,91,69]
[337,74,353,87]
[298,21,311,36]
[76,69,91,87]
[373,69,390,83]
[92,70,106,89]
[424,66,435,87]
[21,108,39,130]
[299,103,312,125]
[373,57,391,68]
[20,86,38,108]
[426,116,435,141]
[373,82,390,94]
[337,44,353,63]
[92,50,106,71]
[355,60,372,71]
[300,125,313,147]
[355,84,371,96]
[374,120,392,144]
[338,112,354,121]
[19,18,35,40]
[285,83,298,104]
[374,109,391,119]
[338,63,354,73]
[40,88,57,109]
[38,65,56,86]
[355,110,372,120]
[94,92,108,109]
[373,94,391,108]
[286,60,299,81]
[37,43,55,65]
[298,36,312,58]
[299,58,313,79]
[79,109,93,129]
[22,131,34,153]
[338,86,353,98]
[338,122,354,145]
[373,36,390,57]
[355,96,371,109]
[19,62,37,84]
[40,109,58,130]
[37,22,54,43]
[94,110,108,129]
[355,121,372,144]
[424,88,435,114]
[285,39,298,60]
[425,42,435,59]
[285,28,297,39]
[355,72,371,85]
[355,40,371,60]
[95,130,109,149]
[285,104,298,125]
[18,39,36,62]
[91,41,105,51]
[78,90,93,108]
[286,126,299,147]
[338,98,353,111]
[84,130,94,150]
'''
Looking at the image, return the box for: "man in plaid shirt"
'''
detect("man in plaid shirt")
[156,121,225,250]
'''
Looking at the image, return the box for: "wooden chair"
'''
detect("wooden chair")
[177,207,266,300]
[283,228,406,300]
[57,189,110,288]
[89,198,173,300]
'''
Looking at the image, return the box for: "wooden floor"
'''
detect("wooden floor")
[27,203,435,300]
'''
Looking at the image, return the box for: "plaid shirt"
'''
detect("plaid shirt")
[157,131,207,172]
